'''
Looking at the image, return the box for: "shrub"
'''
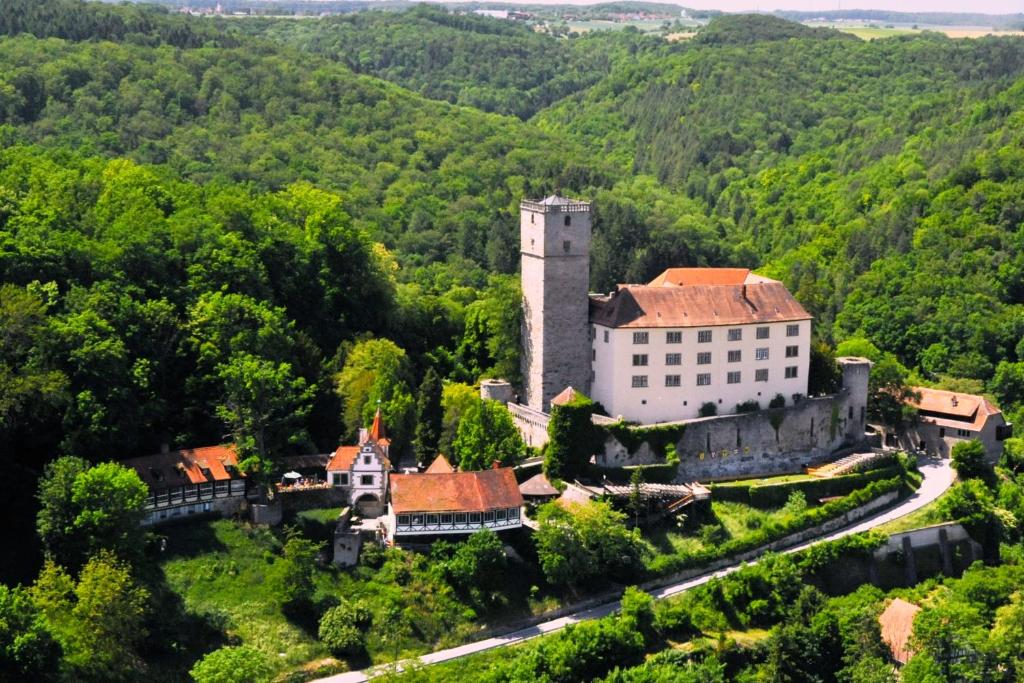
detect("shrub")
[736,400,760,413]
[781,491,808,517]
[769,393,786,409]
[318,600,372,656]
[190,646,272,683]
[699,402,718,417]
[952,439,990,481]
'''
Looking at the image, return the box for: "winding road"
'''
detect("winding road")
[319,455,954,683]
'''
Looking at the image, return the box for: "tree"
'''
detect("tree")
[951,440,989,482]
[37,457,148,571]
[544,393,601,481]
[413,367,443,464]
[451,397,524,470]
[0,283,67,427]
[189,646,272,683]
[808,341,842,396]
[439,382,477,457]
[628,466,645,528]
[990,361,1024,411]
[272,530,322,617]
[335,338,415,445]
[867,355,919,427]
[440,529,507,598]
[215,352,313,488]
[534,500,644,589]
[0,584,61,681]
[31,552,149,682]
[835,338,883,362]
[318,600,372,657]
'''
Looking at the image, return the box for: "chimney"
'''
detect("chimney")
[492,460,501,470]
[951,396,958,407]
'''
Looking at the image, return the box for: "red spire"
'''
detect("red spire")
[370,406,385,442]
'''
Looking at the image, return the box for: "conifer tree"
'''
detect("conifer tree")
[413,367,443,465]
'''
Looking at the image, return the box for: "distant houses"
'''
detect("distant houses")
[326,409,391,517]
[124,444,247,526]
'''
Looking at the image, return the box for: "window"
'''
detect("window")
[455,513,467,524]
[785,366,798,379]
[957,429,971,437]
[496,508,507,520]
[665,353,681,366]
[360,475,374,486]
[666,331,682,344]
[337,473,349,486]
[728,328,743,341]
[411,515,424,526]
[441,513,453,524]
[633,331,649,344]
[469,512,482,524]
[564,215,571,226]
[938,428,946,438]
[665,375,681,387]
[756,326,770,339]
[563,240,571,252]
[698,330,712,343]
[728,350,742,363]
[697,352,711,365]
[427,514,439,525]
[603,330,609,343]
[697,373,711,386]
[363,455,372,465]
[592,349,596,361]
[785,345,799,358]
[508,507,520,520]
[755,347,769,361]
[631,375,648,388]
[632,354,649,366]
[484,511,495,523]
[786,324,800,337]
[755,368,769,382]
[727,371,741,384]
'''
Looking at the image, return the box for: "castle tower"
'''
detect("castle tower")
[520,195,592,412]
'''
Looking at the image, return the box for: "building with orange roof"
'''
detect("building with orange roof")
[899,386,1011,460]
[519,195,813,424]
[123,444,248,525]
[326,407,392,517]
[879,598,921,666]
[384,456,524,543]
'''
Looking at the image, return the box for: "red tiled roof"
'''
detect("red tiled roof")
[124,444,243,490]
[648,267,772,287]
[519,472,559,497]
[389,468,524,514]
[370,407,385,442]
[327,446,359,472]
[879,598,921,665]
[589,280,811,329]
[425,455,455,474]
[551,386,585,407]
[909,386,1002,431]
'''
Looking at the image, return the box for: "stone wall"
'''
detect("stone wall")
[508,402,551,449]
[598,357,872,481]
[277,486,346,513]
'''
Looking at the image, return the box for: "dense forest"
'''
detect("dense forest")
[4,1,1024,677]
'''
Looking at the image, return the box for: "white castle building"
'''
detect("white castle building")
[520,195,811,424]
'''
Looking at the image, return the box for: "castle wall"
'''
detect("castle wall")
[598,358,872,481]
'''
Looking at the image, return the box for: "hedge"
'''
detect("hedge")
[647,476,903,576]
[710,464,902,508]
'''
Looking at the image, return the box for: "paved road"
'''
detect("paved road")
[319,456,954,683]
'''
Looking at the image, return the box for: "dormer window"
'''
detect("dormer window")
[363,455,371,465]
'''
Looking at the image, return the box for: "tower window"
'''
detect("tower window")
[563,240,571,253]
[785,366,798,379]
[564,215,571,226]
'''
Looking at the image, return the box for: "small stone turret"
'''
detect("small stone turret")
[480,379,514,404]
[837,356,872,437]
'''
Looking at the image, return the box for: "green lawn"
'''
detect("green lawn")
[872,488,953,536]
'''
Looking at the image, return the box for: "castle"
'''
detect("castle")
[520,195,813,424]
[513,195,873,479]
